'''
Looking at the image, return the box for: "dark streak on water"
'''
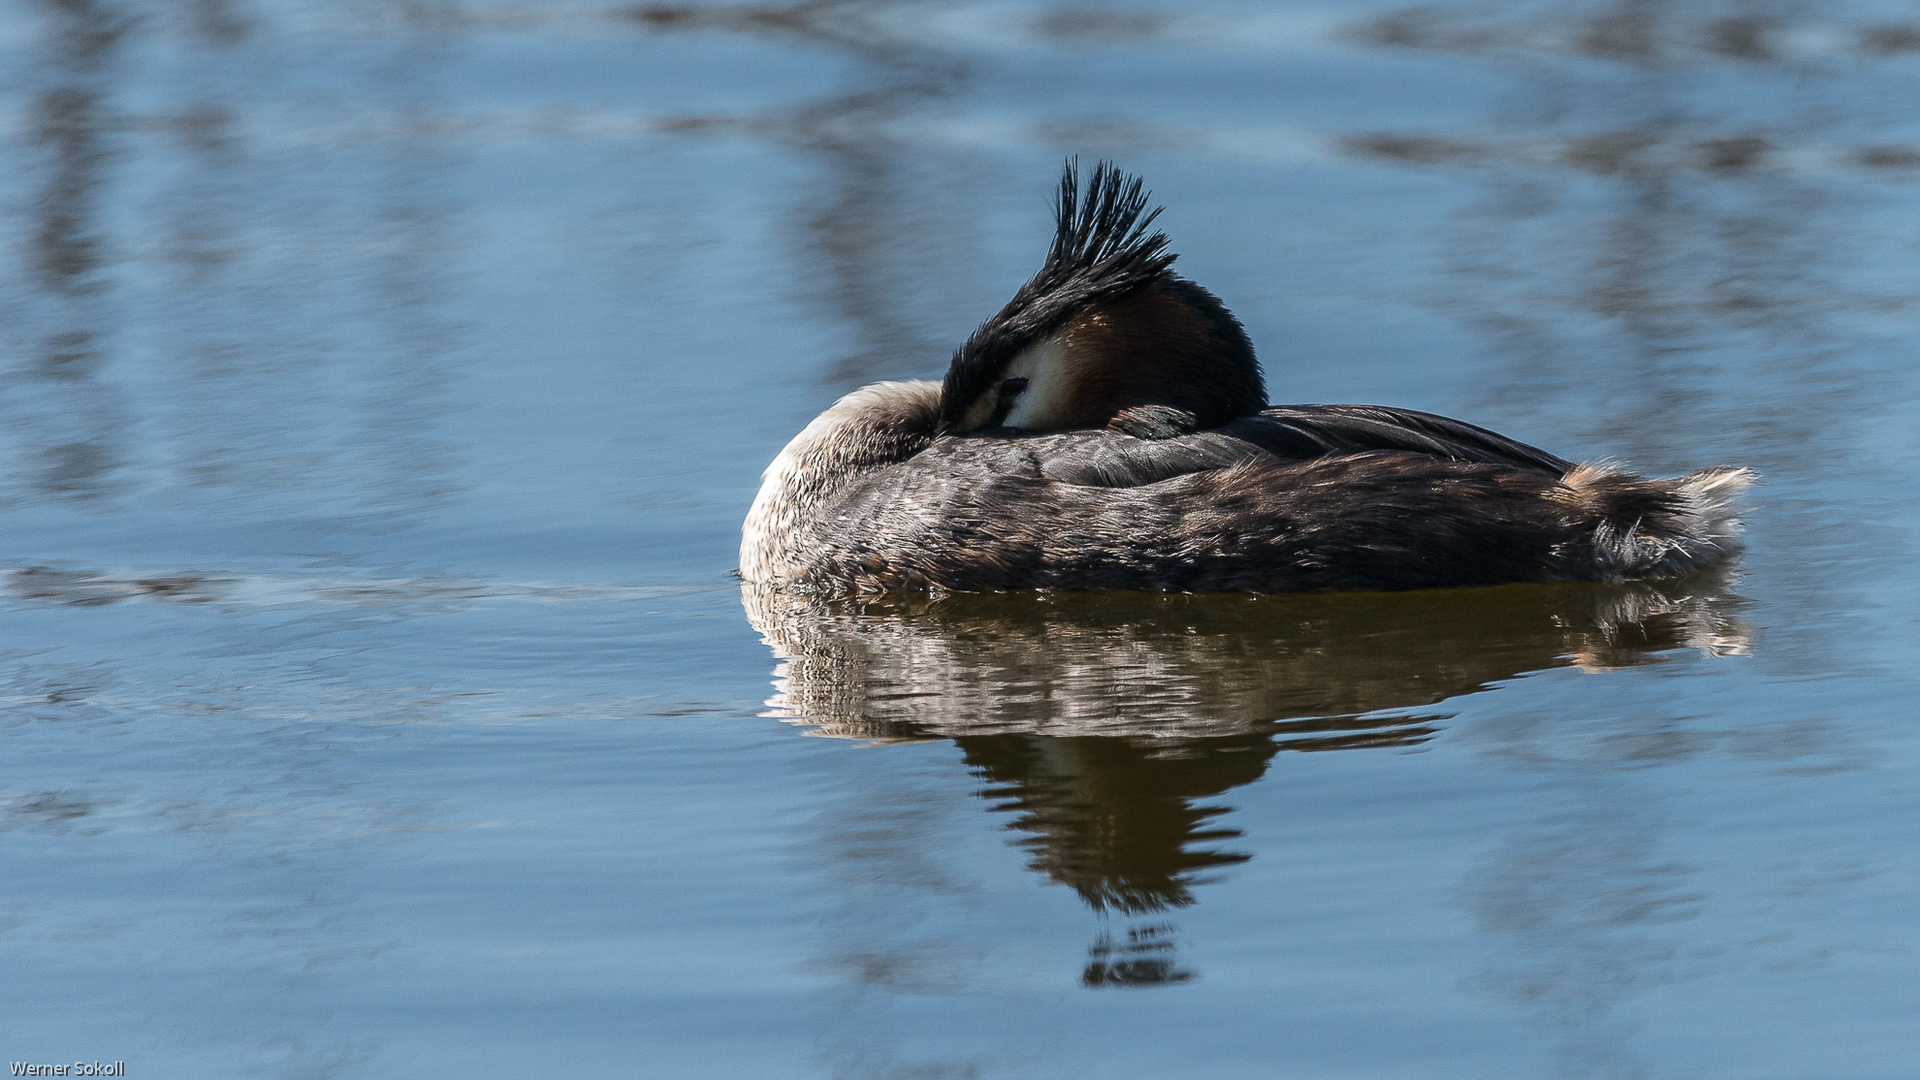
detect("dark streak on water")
[1,0,1918,1077]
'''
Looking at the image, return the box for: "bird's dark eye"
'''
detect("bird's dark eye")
[997,377,1029,399]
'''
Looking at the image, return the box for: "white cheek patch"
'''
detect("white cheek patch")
[998,334,1074,430]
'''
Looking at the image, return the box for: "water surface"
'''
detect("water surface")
[3,0,1919,1076]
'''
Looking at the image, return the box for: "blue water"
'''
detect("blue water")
[3,0,1920,1076]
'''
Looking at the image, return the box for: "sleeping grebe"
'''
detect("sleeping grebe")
[741,162,1754,595]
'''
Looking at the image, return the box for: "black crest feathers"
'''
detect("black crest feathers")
[1044,160,1175,292]
[939,160,1179,430]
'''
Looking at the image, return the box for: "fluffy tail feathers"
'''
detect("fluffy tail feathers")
[1556,462,1758,580]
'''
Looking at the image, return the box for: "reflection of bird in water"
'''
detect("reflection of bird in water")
[956,730,1268,918]
[742,161,1754,595]
[745,569,1748,742]
[746,571,1749,969]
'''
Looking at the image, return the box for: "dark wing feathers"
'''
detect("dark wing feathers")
[1230,405,1572,475]
[901,404,1568,494]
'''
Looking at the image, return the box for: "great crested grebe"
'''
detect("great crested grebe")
[741,162,1754,595]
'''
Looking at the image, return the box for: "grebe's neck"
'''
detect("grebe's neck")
[740,380,942,584]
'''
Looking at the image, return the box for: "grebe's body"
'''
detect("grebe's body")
[742,164,1752,595]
